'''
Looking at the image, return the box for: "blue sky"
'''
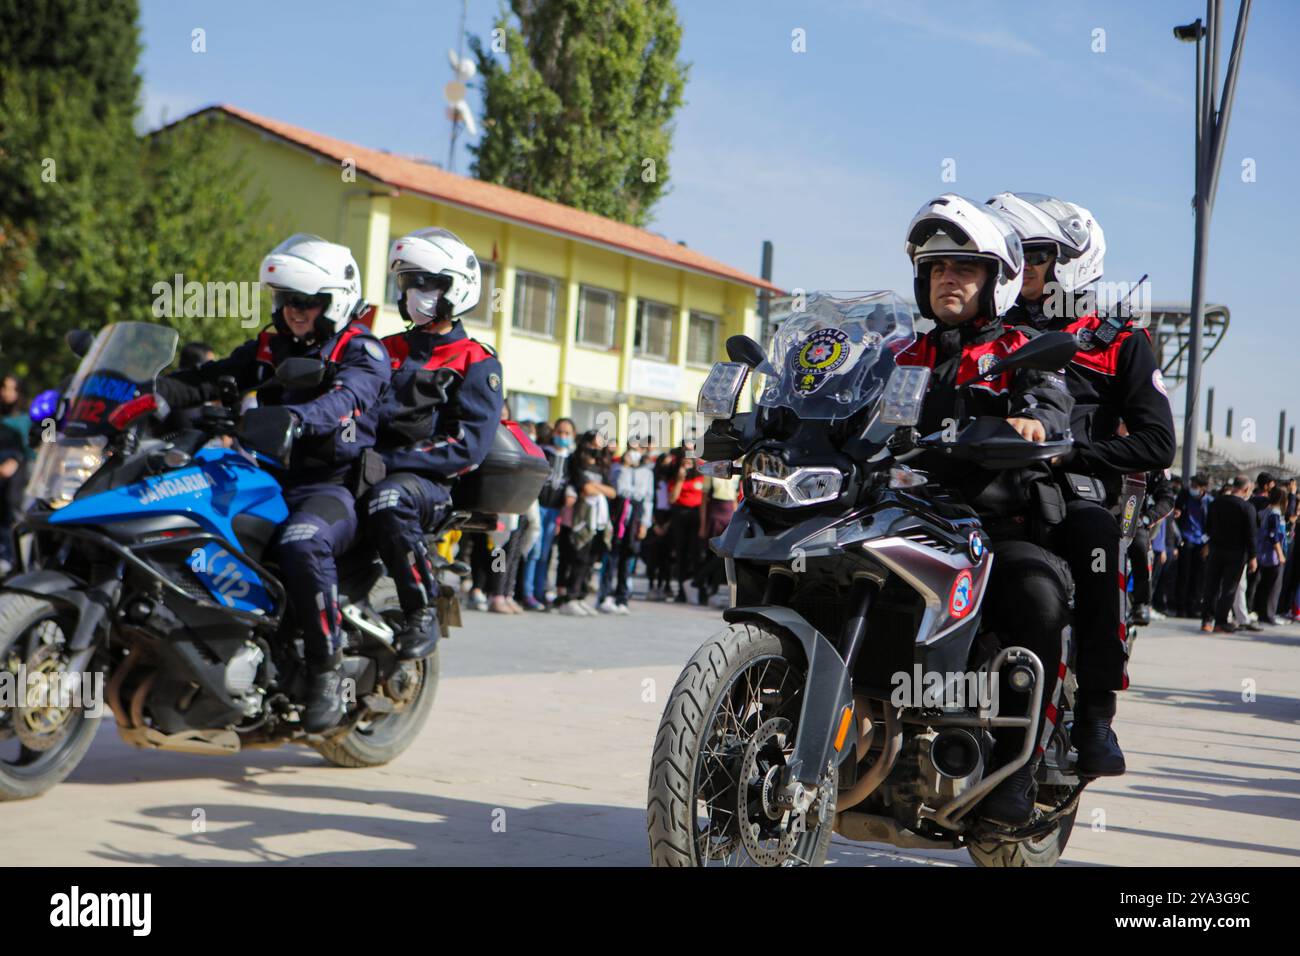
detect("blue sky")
[138,0,1299,447]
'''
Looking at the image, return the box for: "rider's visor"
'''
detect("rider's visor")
[1023,244,1056,266]
[274,291,332,312]
[396,271,454,294]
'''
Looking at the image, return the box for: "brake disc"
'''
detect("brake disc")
[14,643,79,752]
[737,716,804,866]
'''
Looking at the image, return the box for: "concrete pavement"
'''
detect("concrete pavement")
[2,594,1298,866]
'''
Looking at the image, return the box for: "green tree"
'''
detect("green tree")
[470,0,689,227]
[0,0,272,385]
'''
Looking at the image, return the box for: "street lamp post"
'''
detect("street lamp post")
[1174,1,1251,480]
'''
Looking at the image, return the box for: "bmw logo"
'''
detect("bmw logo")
[968,532,985,562]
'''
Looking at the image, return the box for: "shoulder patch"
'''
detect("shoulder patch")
[364,340,384,362]
[488,372,501,392]
[1151,367,1168,397]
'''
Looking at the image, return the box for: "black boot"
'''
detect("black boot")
[1072,690,1126,777]
[394,605,439,661]
[979,763,1038,826]
[303,660,348,733]
[1133,604,1151,626]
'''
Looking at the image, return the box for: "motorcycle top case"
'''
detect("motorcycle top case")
[451,421,549,515]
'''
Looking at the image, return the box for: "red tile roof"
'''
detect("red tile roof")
[179,105,780,293]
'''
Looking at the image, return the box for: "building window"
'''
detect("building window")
[513,271,559,337]
[462,261,497,326]
[570,399,618,441]
[577,285,618,349]
[509,391,550,425]
[687,311,718,366]
[635,300,673,361]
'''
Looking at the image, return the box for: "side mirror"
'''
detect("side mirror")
[66,330,95,358]
[975,331,1077,382]
[726,334,769,370]
[275,357,326,391]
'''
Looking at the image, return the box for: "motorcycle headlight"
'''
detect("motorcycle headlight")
[744,451,843,508]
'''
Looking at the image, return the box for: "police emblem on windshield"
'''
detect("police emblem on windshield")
[793,328,850,395]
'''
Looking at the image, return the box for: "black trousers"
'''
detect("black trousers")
[1047,499,1128,693]
[984,539,1073,761]
[1254,563,1282,621]
[1200,547,1247,628]
[669,504,701,589]
[1175,544,1206,618]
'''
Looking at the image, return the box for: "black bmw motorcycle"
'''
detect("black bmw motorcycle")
[647,292,1092,867]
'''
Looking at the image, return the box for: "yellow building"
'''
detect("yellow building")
[176,105,777,448]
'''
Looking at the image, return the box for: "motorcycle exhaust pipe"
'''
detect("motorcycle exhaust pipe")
[931,728,982,779]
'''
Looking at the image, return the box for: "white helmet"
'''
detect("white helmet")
[905,194,1024,320]
[985,192,1105,293]
[260,233,363,338]
[388,227,482,326]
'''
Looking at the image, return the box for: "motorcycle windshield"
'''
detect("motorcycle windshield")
[26,323,178,508]
[755,291,915,420]
[60,323,179,439]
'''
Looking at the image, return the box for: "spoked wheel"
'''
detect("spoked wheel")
[0,594,101,801]
[648,622,836,867]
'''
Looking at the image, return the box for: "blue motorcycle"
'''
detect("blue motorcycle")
[0,322,456,798]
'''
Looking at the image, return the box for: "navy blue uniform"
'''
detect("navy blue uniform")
[160,322,391,665]
[365,324,504,615]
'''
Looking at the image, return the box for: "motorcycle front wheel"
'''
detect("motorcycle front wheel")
[0,593,102,801]
[647,622,836,867]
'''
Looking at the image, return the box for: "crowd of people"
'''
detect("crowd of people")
[1145,470,1300,632]
[448,418,740,617]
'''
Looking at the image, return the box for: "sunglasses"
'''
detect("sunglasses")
[396,271,453,294]
[275,291,331,312]
[1023,246,1056,266]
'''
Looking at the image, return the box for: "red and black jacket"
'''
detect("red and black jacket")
[895,315,1074,519]
[375,324,504,480]
[1006,300,1176,491]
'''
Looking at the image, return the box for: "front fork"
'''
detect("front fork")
[725,574,877,813]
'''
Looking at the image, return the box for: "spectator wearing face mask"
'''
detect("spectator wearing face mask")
[521,417,575,609]
[596,439,654,613]
[556,431,614,615]
[667,444,706,603]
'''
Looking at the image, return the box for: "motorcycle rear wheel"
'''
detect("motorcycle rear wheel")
[967,804,1078,867]
[311,649,439,768]
[647,622,836,867]
[0,593,101,801]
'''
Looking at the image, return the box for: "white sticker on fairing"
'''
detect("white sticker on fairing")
[1152,368,1168,397]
